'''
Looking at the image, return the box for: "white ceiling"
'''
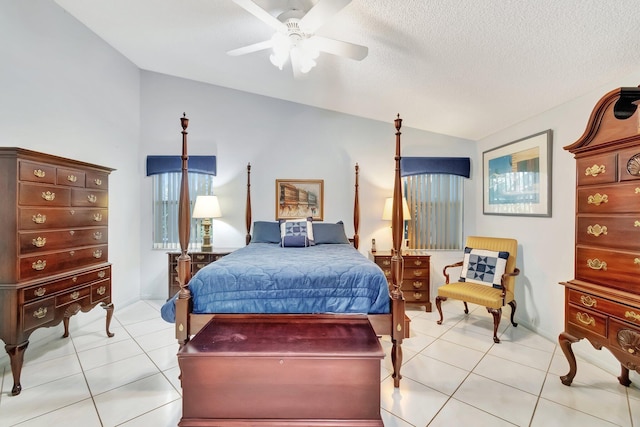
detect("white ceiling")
[54,0,640,140]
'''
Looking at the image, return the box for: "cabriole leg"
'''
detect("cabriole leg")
[5,341,29,396]
[487,307,502,343]
[435,296,446,325]
[102,302,115,338]
[558,331,580,386]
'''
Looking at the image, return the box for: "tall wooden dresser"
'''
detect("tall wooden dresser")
[559,87,640,386]
[0,148,115,396]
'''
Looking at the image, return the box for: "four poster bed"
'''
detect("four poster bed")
[162,114,409,389]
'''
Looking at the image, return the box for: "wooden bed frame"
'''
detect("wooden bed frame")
[172,113,408,387]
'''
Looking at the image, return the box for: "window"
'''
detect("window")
[404,174,464,250]
[152,172,214,250]
[400,157,469,250]
[146,155,217,250]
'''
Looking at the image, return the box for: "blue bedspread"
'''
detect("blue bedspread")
[161,243,390,322]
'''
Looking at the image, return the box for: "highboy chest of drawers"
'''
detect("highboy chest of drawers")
[0,148,114,395]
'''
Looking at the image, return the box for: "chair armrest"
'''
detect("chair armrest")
[443,261,464,284]
[496,267,521,296]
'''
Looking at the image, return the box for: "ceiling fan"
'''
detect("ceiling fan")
[228,0,368,78]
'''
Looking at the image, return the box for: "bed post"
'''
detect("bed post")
[245,163,252,246]
[175,113,192,346]
[353,163,360,249]
[390,114,406,387]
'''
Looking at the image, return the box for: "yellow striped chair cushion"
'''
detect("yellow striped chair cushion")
[437,282,514,309]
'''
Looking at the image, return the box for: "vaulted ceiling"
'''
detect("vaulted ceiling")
[54,0,640,140]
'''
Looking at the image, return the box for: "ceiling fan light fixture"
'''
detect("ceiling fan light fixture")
[231,0,367,78]
[269,32,290,70]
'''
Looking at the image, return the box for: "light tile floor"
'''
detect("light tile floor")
[1,300,638,426]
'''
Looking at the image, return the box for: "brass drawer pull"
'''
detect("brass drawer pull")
[32,260,46,271]
[587,258,607,271]
[32,214,46,224]
[93,249,103,259]
[413,292,423,299]
[41,191,56,201]
[33,307,48,319]
[34,287,46,297]
[576,312,595,327]
[636,188,640,194]
[412,281,423,289]
[196,263,206,269]
[580,295,597,307]
[384,270,391,277]
[97,286,107,296]
[94,178,103,186]
[587,193,608,206]
[72,276,77,282]
[413,271,423,277]
[626,311,640,322]
[69,250,75,256]
[382,259,391,266]
[70,291,80,300]
[93,213,103,222]
[33,169,46,178]
[634,258,640,266]
[635,220,640,227]
[87,194,97,203]
[98,271,106,278]
[93,231,102,240]
[67,174,77,183]
[586,224,607,237]
[413,260,422,266]
[196,255,206,261]
[585,164,605,177]
[32,237,46,247]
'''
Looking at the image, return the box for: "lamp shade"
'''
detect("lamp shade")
[192,195,222,219]
[382,197,410,221]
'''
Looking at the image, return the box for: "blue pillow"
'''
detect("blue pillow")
[251,221,281,243]
[279,217,315,247]
[313,221,350,244]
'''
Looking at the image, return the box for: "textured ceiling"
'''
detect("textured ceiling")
[54,0,640,140]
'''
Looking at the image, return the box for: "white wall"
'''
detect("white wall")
[139,71,477,299]
[0,0,142,335]
[476,70,640,380]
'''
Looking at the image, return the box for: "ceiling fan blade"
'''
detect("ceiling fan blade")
[314,36,368,61]
[299,0,351,33]
[232,0,286,32]
[227,39,273,56]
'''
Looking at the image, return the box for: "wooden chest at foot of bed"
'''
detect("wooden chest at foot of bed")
[177,315,384,427]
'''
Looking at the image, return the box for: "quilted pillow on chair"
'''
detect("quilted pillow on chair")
[459,247,509,288]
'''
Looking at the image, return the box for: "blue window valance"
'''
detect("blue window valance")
[146,155,216,176]
[401,157,470,178]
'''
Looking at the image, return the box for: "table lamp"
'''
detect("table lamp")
[382,197,411,221]
[192,195,222,252]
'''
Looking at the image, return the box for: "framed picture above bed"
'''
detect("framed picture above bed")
[483,129,553,217]
[276,179,324,221]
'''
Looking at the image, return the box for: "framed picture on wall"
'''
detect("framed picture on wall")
[483,130,553,217]
[275,179,324,221]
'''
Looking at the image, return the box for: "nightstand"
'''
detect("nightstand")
[167,249,235,300]
[370,250,431,311]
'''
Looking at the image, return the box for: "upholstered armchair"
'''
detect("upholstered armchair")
[435,236,520,343]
